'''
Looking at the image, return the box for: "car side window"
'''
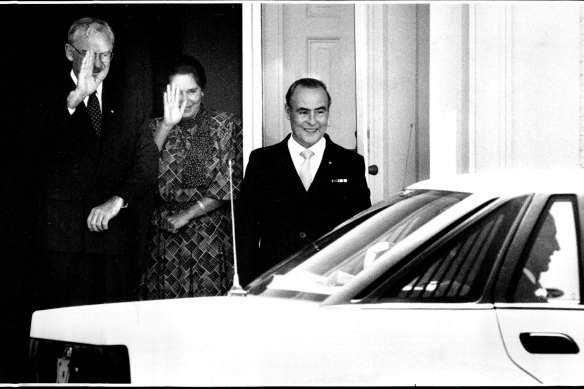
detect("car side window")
[375,198,526,302]
[512,197,580,304]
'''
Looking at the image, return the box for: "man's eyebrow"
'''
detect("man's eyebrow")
[295,106,328,112]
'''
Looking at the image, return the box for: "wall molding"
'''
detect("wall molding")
[579,4,584,167]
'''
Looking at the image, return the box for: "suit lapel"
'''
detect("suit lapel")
[100,83,116,139]
[309,135,335,192]
[92,82,117,181]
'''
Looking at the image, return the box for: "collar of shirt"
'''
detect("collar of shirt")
[288,135,326,179]
[69,70,103,109]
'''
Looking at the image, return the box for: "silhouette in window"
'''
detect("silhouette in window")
[514,213,560,302]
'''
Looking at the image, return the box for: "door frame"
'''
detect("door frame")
[242,2,264,170]
[244,3,387,205]
[355,4,385,204]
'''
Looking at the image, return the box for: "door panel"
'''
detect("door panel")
[301,307,533,385]
[495,308,584,384]
[262,4,356,149]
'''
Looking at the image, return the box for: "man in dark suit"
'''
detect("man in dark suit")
[33,17,158,309]
[236,78,371,286]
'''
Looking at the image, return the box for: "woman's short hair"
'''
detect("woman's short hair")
[168,55,207,91]
[285,78,331,108]
[68,17,115,47]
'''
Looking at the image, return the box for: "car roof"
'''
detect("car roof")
[407,168,584,196]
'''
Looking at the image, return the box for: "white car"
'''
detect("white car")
[29,170,584,386]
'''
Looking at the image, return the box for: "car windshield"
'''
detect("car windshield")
[246,189,470,301]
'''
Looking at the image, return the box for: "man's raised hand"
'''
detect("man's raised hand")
[77,50,107,96]
[67,50,109,109]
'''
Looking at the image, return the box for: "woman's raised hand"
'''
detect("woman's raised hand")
[163,82,187,127]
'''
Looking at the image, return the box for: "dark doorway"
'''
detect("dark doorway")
[0,3,242,383]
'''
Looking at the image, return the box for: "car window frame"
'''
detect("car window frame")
[351,195,532,305]
[497,194,583,305]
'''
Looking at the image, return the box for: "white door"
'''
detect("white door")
[262,4,356,149]
[262,4,426,204]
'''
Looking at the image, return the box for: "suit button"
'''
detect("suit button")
[299,232,307,239]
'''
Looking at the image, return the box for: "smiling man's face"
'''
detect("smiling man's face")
[286,86,330,149]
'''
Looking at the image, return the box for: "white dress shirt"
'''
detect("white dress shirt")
[288,135,326,182]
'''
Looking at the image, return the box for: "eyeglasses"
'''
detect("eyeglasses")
[69,44,114,63]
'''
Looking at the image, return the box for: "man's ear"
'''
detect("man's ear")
[285,104,291,120]
[65,44,74,62]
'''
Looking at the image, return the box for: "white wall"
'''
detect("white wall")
[416,5,430,182]
[429,3,583,176]
[429,4,469,178]
[508,4,581,169]
[471,3,581,172]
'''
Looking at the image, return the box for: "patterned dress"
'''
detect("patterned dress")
[139,106,243,299]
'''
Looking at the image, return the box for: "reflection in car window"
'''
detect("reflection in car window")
[248,190,470,301]
[373,196,528,302]
[512,197,580,304]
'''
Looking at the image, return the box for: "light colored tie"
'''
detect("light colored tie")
[299,149,315,191]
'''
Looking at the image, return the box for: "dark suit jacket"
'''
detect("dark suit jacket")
[514,272,548,303]
[236,134,371,286]
[35,72,159,256]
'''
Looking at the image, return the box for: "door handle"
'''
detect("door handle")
[519,332,579,354]
[368,165,379,175]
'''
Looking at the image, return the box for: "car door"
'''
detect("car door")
[495,195,584,385]
[345,195,539,384]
